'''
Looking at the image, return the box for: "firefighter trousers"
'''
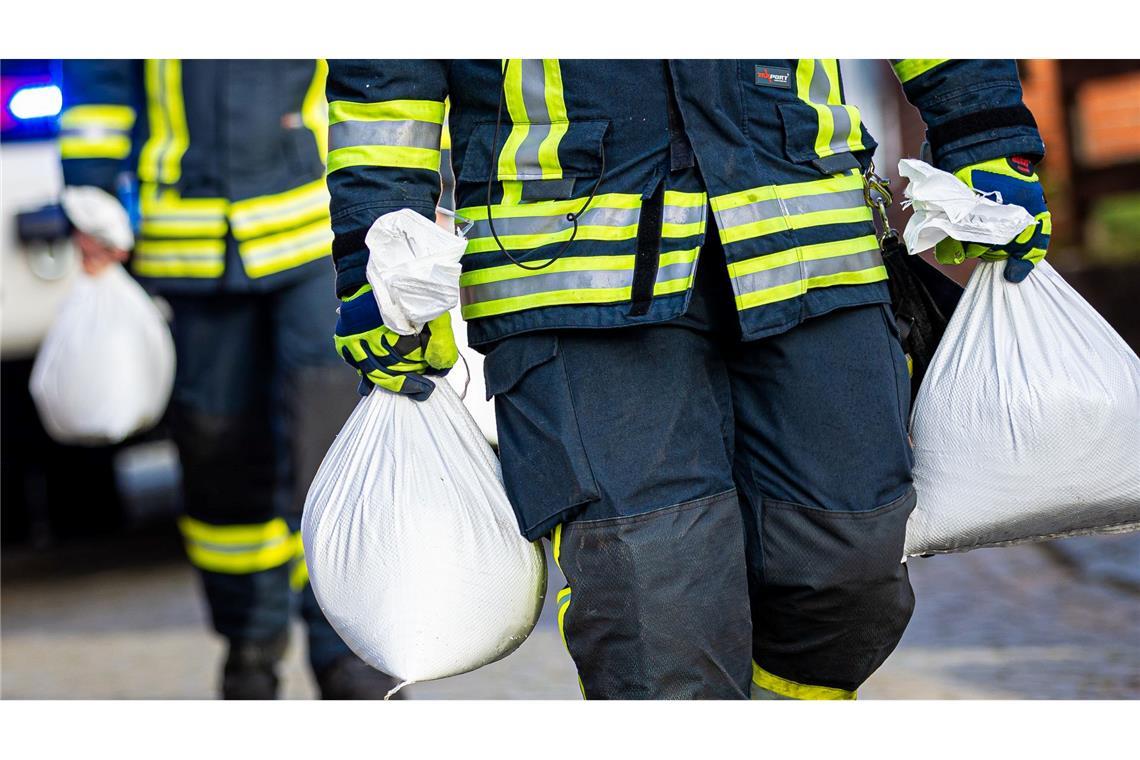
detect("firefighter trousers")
[166,266,357,672]
[485,233,916,699]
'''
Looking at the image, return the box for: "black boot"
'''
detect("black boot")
[315,655,404,700]
[221,632,289,699]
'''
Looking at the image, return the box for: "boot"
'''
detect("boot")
[315,655,405,700]
[221,631,289,699]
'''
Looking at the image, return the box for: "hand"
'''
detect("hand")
[333,284,459,400]
[74,230,129,275]
[934,156,1051,283]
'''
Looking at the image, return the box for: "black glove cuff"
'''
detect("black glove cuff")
[927,104,1040,156]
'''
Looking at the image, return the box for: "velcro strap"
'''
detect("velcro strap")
[927,104,1039,153]
[628,179,665,316]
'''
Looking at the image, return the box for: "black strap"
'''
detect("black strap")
[927,104,1039,154]
[628,179,665,316]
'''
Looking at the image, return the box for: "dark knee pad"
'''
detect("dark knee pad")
[751,488,916,693]
[556,491,753,700]
[170,405,276,522]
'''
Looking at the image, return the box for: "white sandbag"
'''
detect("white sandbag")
[29,264,175,445]
[303,208,545,693]
[906,260,1140,556]
[302,379,546,690]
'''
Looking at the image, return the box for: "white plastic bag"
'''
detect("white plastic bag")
[905,260,1140,555]
[29,265,175,445]
[303,209,546,693]
[899,158,1035,254]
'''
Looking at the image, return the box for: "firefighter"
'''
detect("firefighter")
[59,60,401,699]
[325,59,1049,699]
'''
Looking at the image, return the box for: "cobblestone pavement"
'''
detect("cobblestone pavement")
[2,532,1137,699]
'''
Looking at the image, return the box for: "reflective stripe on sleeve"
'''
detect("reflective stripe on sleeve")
[326,99,445,175]
[891,59,950,83]
[59,104,136,160]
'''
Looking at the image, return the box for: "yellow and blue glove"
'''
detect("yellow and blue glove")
[934,156,1051,283]
[334,284,459,400]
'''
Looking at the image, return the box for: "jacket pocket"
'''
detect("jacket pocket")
[459,119,609,202]
[776,100,877,175]
[483,333,600,540]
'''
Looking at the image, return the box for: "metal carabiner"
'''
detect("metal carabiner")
[863,162,899,247]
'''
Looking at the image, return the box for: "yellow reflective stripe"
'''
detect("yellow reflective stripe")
[178,516,295,575]
[552,523,563,568]
[537,59,568,179]
[328,99,445,125]
[327,145,440,174]
[133,238,225,278]
[797,59,834,158]
[892,59,950,84]
[497,60,528,181]
[179,515,290,545]
[662,190,708,238]
[289,532,309,591]
[138,60,189,184]
[303,59,329,162]
[751,662,857,700]
[461,247,697,287]
[460,248,699,319]
[229,179,331,241]
[719,206,871,245]
[139,185,229,238]
[711,170,863,212]
[736,265,887,311]
[463,222,638,254]
[731,235,879,277]
[459,192,642,221]
[59,135,131,160]
[60,104,135,130]
[239,218,332,278]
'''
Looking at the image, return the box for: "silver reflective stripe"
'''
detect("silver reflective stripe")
[460,256,697,307]
[467,205,639,240]
[61,125,129,140]
[243,226,331,264]
[714,188,866,230]
[327,120,442,152]
[514,58,552,179]
[810,59,853,155]
[662,204,705,226]
[732,247,883,295]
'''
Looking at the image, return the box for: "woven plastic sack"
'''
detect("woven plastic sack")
[905,260,1140,555]
[29,264,175,445]
[302,208,545,696]
[302,379,546,693]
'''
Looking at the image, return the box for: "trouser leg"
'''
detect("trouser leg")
[269,268,361,673]
[486,312,752,699]
[728,301,916,699]
[167,293,293,647]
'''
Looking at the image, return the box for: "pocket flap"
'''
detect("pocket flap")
[483,333,559,400]
[459,119,610,184]
[776,101,875,174]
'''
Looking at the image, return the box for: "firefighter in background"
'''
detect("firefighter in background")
[59,60,400,699]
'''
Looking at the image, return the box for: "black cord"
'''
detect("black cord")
[485,60,607,271]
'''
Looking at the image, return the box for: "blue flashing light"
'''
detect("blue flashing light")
[9,84,62,121]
